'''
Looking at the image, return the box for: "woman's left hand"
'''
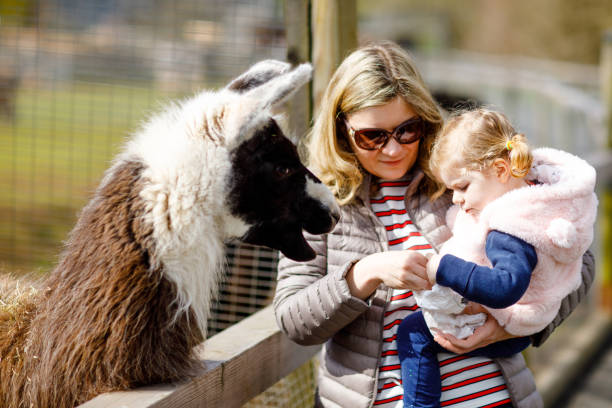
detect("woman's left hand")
[432,305,515,354]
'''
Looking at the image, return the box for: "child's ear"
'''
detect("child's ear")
[493,158,512,182]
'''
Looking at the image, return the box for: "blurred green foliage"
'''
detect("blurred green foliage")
[0,0,35,25]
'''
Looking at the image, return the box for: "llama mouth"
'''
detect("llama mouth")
[279,232,317,262]
[241,222,317,262]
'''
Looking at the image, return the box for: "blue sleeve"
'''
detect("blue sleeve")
[436,230,538,309]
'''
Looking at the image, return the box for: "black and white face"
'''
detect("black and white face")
[226,119,340,261]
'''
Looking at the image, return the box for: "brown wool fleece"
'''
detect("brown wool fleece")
[1,161,203,408]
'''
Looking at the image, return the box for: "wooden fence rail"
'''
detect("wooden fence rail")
[79,306,320,408]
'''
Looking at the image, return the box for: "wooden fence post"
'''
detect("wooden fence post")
[600,30,612,312]
[284,0,312,145]
[311,0,357,115]
[602,30,612,148]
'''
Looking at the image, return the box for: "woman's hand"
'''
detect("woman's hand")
[346,250,432,300]
[432,304,516,354]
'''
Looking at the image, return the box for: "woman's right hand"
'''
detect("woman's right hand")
[433,310,515,354]
[346,250,432,300]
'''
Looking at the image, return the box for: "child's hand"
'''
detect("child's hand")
[425,253,441,285]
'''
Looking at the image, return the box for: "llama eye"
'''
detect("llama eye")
[275,165,292,177]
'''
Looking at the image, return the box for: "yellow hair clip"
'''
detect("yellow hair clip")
[506,140,513,151]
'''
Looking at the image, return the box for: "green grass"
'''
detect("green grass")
[0,81,183,273]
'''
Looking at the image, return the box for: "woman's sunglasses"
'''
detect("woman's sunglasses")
[345,117,424,151]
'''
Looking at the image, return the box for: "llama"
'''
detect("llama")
[0,60,340,408]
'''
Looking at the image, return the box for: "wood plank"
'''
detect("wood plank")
[311,0,357,114]
[597,31,612,316]
[76,385,176,408]
[601,29,612,148]
[79,306,321,408]
[284,0,311,145]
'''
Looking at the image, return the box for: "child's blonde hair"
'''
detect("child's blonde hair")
[430,108,532,199]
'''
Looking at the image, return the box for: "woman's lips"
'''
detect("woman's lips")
[380,159,404,165]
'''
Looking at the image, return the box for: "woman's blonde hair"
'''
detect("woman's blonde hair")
[306,40,443,205]
[430,108,533,199]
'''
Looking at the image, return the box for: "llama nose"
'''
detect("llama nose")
[329,201,341,224]
[331,208,340,223]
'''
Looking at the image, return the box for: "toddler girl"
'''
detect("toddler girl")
[397,108,598,407]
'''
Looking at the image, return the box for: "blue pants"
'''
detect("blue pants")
[397,311,530,408]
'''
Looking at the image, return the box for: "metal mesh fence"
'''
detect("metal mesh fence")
[245,358,318,408]
[1,1,315,406]
[210,243,279,336]
[0,0,285,274]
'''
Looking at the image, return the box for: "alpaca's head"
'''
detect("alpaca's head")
[126,60,339,266]
[221,61,340,261]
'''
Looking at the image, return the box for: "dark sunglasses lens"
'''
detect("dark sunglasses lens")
[355,130,388,150]
[396,120,422,144]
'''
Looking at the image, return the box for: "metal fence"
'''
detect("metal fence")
[0,0,288,337]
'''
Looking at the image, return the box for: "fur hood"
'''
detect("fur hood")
[481,147,597,265]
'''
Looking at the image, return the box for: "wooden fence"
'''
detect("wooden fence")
[80,306,320,408]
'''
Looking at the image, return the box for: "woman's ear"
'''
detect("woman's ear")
[493,158,512,183]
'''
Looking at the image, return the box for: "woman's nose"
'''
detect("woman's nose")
[379,136,402,156]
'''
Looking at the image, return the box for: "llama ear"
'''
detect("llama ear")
[224,62,312,149]
[244,62,312,110]
[226,60,292,93]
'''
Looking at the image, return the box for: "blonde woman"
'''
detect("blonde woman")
[273,41,595,408]
[396,108,597,408]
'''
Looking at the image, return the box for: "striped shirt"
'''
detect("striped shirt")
[372,180,512,408]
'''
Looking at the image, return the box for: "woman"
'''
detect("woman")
[272,41,594,408]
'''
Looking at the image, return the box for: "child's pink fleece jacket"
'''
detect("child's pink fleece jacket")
[442,147,598,336]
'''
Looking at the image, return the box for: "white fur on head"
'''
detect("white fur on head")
[118,61,313,335]
[306,177,339,218]
[225,63,313,151]
[226,60,292,92]
[125,92,237,335]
